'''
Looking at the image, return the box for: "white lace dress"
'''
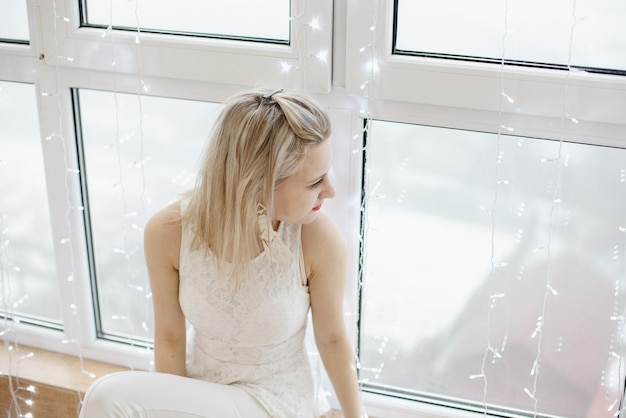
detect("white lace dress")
[178,208,331,418]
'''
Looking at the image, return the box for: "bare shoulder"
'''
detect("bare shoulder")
[302,211,345,253]
[145,201,181,240]
[144,201,182,270]
[302,211,347,276]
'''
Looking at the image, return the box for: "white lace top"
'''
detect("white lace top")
[178,205,330,417]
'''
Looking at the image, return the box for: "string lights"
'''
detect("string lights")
[283,0,333,93]
[356,1,626,418]
[355,0,380,396]
[2,1,625,417]
[1,0,98,414]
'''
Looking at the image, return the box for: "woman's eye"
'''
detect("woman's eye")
[311,178,324,188]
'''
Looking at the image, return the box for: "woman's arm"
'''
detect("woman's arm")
[303,212,363,418]
[144,202,187,376]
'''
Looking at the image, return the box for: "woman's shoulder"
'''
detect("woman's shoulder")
[146,201,182,233]
[301,211,346,269]
[301,211,340,241]
[144,201,182,268]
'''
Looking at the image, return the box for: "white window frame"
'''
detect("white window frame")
[346,0,626,146]
[39,0,333,93]
[345,0,626,416]
[0,0,40,59]
[3,0,625,416]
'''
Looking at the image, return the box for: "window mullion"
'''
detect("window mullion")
[37,74,97,347]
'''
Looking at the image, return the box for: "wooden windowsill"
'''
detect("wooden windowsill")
[0,344,129,394]
[0,344,129,416]
[1,344,347,417]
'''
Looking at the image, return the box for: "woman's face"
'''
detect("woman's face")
[273,139,336,226]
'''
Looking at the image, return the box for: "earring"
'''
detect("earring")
[257,203,292,264]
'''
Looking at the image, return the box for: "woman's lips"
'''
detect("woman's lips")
[312,204,322,211]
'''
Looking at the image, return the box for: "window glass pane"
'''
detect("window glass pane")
[361,121,626,417]
[77,89,218,341]
[0,0,29,42]
[395,0,626,72]
[0,81,60,324]
[83,0,290,43]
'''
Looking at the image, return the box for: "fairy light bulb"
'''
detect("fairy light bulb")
[364,59,379,74]
[501,92,515,103]
[308,17,320,30]
[280,62,294,73]
[314,49,328,63]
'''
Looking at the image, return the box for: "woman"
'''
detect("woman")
[79,89,364,417]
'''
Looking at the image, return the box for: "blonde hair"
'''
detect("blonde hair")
[184,89,331,278]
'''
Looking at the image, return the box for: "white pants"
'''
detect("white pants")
[79,371,272,418]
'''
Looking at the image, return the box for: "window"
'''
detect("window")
[347,0,626,130]
[395,0,626,73]
[0,0,29,43]
[1,1,625,417]
[360,121,626,417]
[81,0,290,43]
[75,89,218,341]
[349,1,626,417]
[0,81,60,325]
[40,0,332,92]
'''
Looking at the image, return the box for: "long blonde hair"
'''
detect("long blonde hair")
[184,89,331,277]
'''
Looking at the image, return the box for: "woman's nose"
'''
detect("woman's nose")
[323,178,336,199]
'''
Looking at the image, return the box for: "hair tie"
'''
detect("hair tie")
[262,88,283,100]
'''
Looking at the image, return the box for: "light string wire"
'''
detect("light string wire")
[618,87,626,415]
[106,0,132,348]
[611,275,626,418]
[290,0,330,89]
[0,171,22,415]
[478,1,510,415]
[0,36,43,418]
[524,1,586,415]
[575,1,626,414]
[104,0,150,363]
[48,0,95,413]
[351,2,625,417]
[476,2,593,416]
[616,162,626,413]
[355,0,379,405]
[616,210,626,417]
[296,0,307,88]
[132,0,153,362]
[0,93,21,414]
